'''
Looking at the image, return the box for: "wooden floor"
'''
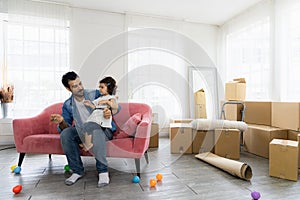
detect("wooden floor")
[1,138,300,200]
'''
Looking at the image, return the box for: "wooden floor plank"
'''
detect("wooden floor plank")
[1,138,300,200]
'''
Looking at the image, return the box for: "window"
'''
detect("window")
[1,9,69,117]
[127,28,188,128]
[282,6,300,101]
[226,17,271,100]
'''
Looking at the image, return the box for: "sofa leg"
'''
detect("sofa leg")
[144,150,149,164]
[135,158,141,178]
[18,153,26,167]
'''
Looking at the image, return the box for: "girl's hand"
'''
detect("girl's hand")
[98,100,107,105]
[103,107,112,119]
[84,100,95,109]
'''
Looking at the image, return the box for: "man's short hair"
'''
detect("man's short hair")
[62,71,79,89]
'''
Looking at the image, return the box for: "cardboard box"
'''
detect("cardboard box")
[225,78,246,101]
[297,134,300,168]
[220,101,243,121]
[152,113,158,124]
[194,88,206,104]
[149,123,159,148]
[243,124,287,158]
[192,130,214,154]
[169,123,192,154]
[194,89,207,118]
[287,132,300,168]
[244,101,272,126]
[288,130,300,141]
[272,102,300,131]
[214,129,240,160]
[171,119,193,123]
[195,104,207,119]
[269,139,298,181]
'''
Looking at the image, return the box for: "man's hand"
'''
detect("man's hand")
[50,114,64,124]
[50,114,68,130]
[103,107,112,119]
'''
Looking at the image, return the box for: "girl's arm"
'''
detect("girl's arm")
[83,100,96,109]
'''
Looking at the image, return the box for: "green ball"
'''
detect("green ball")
[64,165,70,172]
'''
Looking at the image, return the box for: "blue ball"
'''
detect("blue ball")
[14,166,21,174]
[132,176,140,183]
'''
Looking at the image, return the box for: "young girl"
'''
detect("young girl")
[80,76,118,151]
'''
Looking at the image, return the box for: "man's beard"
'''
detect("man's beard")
[74,89,84,97]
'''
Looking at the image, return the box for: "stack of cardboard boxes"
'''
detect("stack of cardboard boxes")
[169,83,243,160]
[223,78,299,181]
[228,101,300,181]
[168,78,300,181]
[169,122,240,160]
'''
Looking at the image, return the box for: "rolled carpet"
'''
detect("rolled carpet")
[195,152,252,181]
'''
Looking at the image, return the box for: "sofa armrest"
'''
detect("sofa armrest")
[133,114,152,154]
[13,112,55,149]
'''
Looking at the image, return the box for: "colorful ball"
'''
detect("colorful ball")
[149,178,157,187]
[10,164,17,172]
[12,185,22,194]
[64,164,70,172]
[13,166,21,174]
[251,191,261,200]
[132,176,140,183]
[156,173,163,181]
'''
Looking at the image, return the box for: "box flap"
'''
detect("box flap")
[270,139,298,147]
[233,78,246,83]
[170,123,192,128]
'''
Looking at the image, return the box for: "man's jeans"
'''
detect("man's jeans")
[60,126,113,175]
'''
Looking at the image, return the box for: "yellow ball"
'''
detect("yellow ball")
[10,164,17,172]
[156,173,163,181]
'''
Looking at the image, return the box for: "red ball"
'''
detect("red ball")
[12,185,22,194]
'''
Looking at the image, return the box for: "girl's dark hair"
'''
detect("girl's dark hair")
[100,76,117,95]
[62,71,79,89]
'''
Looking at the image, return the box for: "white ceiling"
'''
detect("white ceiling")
[43,0,264,26]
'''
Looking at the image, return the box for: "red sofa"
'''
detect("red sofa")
[12,102,152,177]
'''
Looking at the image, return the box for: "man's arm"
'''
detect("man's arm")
[50,114,68,130]
[50,102,73,132]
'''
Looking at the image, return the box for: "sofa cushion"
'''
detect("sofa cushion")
[118,113,142,138]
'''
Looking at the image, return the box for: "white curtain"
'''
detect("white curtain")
[127,27,189,129]
[219,0,300,102]
[126,14,219,129]
[1,0,70,117]
[274,0,300,101]
[218,0,272,101]
[126,15,190,129]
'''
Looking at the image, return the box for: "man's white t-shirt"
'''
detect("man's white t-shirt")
[74,98,90,123]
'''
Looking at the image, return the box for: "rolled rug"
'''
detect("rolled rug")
[195,152,252,181]
[191,119,248,131]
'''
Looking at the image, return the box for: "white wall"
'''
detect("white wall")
[126,14,218,64]
[69,8,127,99]
[69,8,219,108]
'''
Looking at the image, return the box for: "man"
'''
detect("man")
[50,71,119,187]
